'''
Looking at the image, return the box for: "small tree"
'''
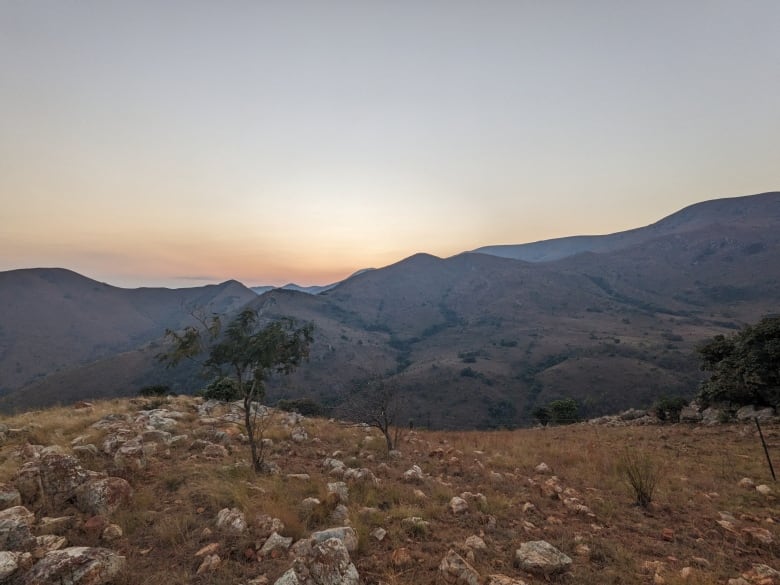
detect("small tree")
[532,406,551,426]
[159,308,313,473]
[339,379,403,454]
[548,398,579,425]
[697,316,780,407]
[653,396,689,423]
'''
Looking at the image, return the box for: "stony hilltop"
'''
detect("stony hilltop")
[0,396,778,584]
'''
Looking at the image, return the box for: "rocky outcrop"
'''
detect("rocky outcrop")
[15,546,125,585]
[514,540,572,575]
[75,477,133,516]
[439,549,480,585]
[274,537,359,585]
[310,527,358,553]
[0,506,36,551]
[216,507,247,535]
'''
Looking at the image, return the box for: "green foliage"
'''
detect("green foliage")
[276,398,325,417]
[202,377,242,402]
[160,307,313,472]
[653,395,689,423]
[532,406,551,426]
[547,398,579,425]
[696,316,780,407]
[138,384,170,397]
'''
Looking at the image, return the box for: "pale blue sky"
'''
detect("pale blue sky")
[1,1,778,287]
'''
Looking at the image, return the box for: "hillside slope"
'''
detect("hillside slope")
[3,192,779,425]
[474,191,780,262]
[0,269,256,395]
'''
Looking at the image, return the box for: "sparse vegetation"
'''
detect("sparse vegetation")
[159,307,313,472]
[138,384,170,397]
[0,396,777,585]
[617,449,660,508]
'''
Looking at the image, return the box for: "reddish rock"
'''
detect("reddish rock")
[18,546,125,585]
[75,477,133,516]
[0,506,36,551]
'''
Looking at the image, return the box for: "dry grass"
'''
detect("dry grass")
[0,397,778,585]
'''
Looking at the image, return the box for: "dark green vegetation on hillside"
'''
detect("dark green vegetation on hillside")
[1,192,779,428]
[697,315,780,408]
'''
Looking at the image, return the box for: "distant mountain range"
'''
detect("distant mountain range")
[1,191,778,427]
[250,269,376,296]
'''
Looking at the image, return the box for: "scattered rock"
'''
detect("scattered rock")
[735,405,776,422]
[34,534,68,556]
[18,546,125,585]
[403,465,424,483]
[738,478,755,489]
[514,540,572,575]
[310,526,358,552]
[291,427,308,443]
[75,477,133,516]
[370,527,386,541]
[439,549,480,585]
[0,483,22,509]
[741,526,773,545]
[216,507,247,535]
[449,496,468,514]
[202,443,229,458]
[0,551,25,581]
[278,537,359,585]
[260,532,293,557]
[195,542,220,557]
[534,462,551,474]
[327,482,349,503]
[486,576,529,585]
[464,535,487,550]
[101,524,123,542]
[196,554,221,574]
[0,505,36,551]
[756,484,773,496]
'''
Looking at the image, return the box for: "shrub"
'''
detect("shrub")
[617,450,659,508]
[276,398,325,417]
[548,398,579,425]
[139,384,170,397]
[202,377,242,402]
[653,396,689,422]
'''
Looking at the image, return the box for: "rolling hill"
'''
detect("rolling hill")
[0,268,256,398]
[1,191,778,426]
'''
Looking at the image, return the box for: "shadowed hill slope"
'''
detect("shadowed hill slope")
[0,268,256,396]
[2,192,779,425]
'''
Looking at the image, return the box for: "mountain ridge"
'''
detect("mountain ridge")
[2,191,778,426]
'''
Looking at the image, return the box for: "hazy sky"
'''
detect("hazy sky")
[1,1,778,288]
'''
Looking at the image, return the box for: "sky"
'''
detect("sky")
[1,1,778,288]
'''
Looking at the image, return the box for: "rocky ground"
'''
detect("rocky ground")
[0,396,778,585]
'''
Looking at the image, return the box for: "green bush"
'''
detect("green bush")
[653,396,689,422]
[548,398,579,425]
[276,398,325,417]
[202,377,242,401]
[697,316,780,407]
